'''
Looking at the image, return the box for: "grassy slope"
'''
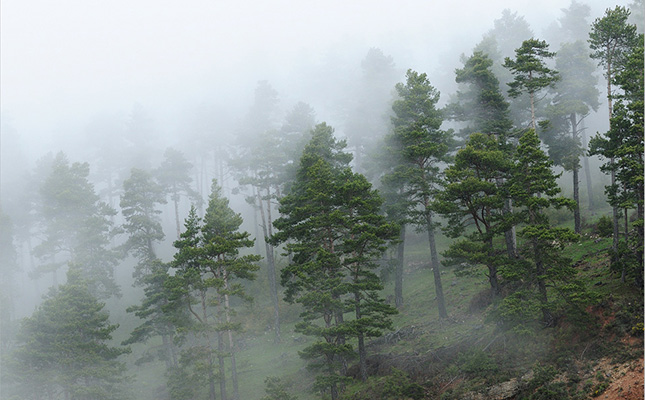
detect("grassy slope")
[115,211,643,399]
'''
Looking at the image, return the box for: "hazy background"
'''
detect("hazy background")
[1,0,628,168]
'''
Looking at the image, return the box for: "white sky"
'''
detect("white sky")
[0,0,628,160]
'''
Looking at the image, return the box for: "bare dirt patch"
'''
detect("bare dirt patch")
[599,356,644,400]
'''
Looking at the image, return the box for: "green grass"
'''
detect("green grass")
[115,218,642,400]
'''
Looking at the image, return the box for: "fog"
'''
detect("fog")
[0,0,638,398]
[1,0,627,162]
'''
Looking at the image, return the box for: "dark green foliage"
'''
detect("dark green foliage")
[386,69,454,318]
[457,350,499,378]
[437,133,514,294]
[588,6,639,79]
[120,167,183,381]
[120,168,167,279]
[34,152,121,298]
[272,123,397,397]
[500,130,592,330]
[9,267,130,399]
[261,376,298,400]
[169,181,260,400]
[504,38,559,129]
[381,368,425,400]
[504,39,559,99]
[595,215,614,237]
[450,51,513,139]
[589,33,644,286]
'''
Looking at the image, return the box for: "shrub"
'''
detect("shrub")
[594,216,613,238]
[457,350,499,378]
[381,368,425,400]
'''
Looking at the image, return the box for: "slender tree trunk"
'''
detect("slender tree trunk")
[606,64,620,252]
[174,195,181,239]
[637,186,644,287]
[354,292,368,382]
[497,172,518,258]
[573,167,581,233]
[161,334,173,369]
[218,330,227,400]
[530,92,536,131]
[208,353,217,400]
[199,291,217,400]
[624,205,629,243]
[580,120,595,211]
[334,303,348,377]
[571,113,582,233]
[395,225,405,308]
[426,212,448,318]
[612,168,619,251]
[329,370,339,400]
[223,283,239,400]
[257,188,280,342]
[533,237,552,325]
[503,198,518,258]
[251,186,261,254]
[486,237,500,295]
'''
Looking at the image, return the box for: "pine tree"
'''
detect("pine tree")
[449,51,518,258]
[588,6,639,252]
[119,168,183,383]
[504,130,581,328]
[386,69,454,318]
[10,267,130,399]
[504,38,560,130]
[156,148,201,239]
[542,40,600,233]
[170,181,260,400]
[451,51,514,139]
[589,34,644,286]
[34,152,120,298]
[271,123,397,396]
[436,133,513,296]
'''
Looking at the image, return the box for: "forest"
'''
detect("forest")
[0,1,643,399]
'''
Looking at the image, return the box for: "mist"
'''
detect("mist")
[1,0,641,399]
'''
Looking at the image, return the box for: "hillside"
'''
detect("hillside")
[117,224,643,400]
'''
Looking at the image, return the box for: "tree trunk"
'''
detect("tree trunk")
[504,199,518,258]
[334,303,348,377]
[355,292,367,382]
[174,195,181,239]
[218,330,227,400]
[257,188,280,343]
[199,290,218,400]
[223,287,239,400]
[486,238,500,295]
[573,166,581,233]
[606,63,620,253]
[612,167,619,252]
[208,353,217,400]
[251,186,261,254]
[426,212,448,318]
[530,91,536,131]
[580,120,595,211]
[571,113,582,234]
[161,334,173,369]
[395,225,405,308]
[533,238,552,326]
